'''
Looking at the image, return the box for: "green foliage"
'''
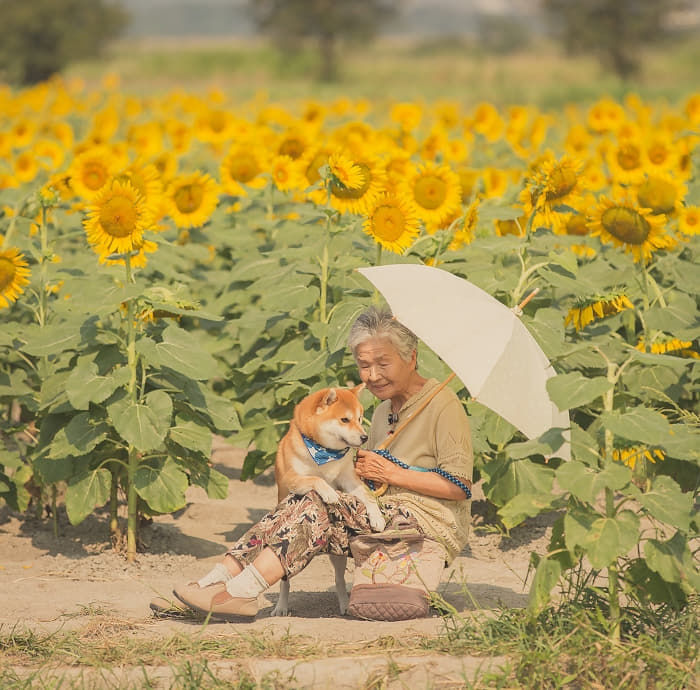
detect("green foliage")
[0,0,128,85]
[249,0,400,81]
[542,0,692,80]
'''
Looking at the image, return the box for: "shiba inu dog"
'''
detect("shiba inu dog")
[271,383,386,616]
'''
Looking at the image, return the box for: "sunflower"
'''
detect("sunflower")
[83,179,150,258]
[362,193,420,254]
[678,206,700,236]
[455,167,482,204]
[589,193,673,263]
[194,108,235,145]
[520,156,585,231]
[270,154,305,193]
[390,102,423,132]
[220,146,268,196]
[114,163,163,225]
[402,161,461,231]
[329,152,386,216]
[12,152,40,184]
[33,139,65,172]
[635,172,686,216]
[611,444,664,471]
[564,292,634,331]
[69,146,120,200]
[635,335,695,356]
[643,130,680,174]
[449,199,479,251]
[606,138,646,184]
[327,152,364,191]
[0,247,31,309]
[165,171,220,229]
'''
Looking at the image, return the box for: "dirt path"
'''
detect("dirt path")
[0,437,555,687]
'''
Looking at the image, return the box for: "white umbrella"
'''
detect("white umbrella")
[357,263,570,459]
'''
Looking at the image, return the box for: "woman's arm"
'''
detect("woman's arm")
[355,449,466,501]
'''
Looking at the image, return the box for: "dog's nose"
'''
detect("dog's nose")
[360,434,368,443]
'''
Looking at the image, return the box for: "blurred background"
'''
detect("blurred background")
[1,0,699,106]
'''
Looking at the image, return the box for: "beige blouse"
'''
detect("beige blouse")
[366,378,473,563]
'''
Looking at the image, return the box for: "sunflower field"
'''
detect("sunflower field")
[0,78,698,628]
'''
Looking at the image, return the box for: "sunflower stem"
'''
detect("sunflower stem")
[109,464,120,541]
[124,255,139,563]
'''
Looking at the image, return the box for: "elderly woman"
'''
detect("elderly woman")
[152,306,472,620]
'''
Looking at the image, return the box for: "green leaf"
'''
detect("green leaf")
[155,326,219,380]
[499,493,555,529]
[583,510,640,569]
[109,397,167,452]
[563,505,597,553]
[66,360,130,410]
[20,325,80,357]
[599,407,674,447]
[637,475,692,531]
[527,556,561,615]
[33,456,74,484]
[483,457,555,507]
[169,418,212,457]
[190,465,228,500]
[570,422,601,467]
[134,457,188,513]
[65,468,111,525]
[644,292,698,335]
[145,390,173,441]
[644,533,700,593]
[556,461,631,505]
[48,413,109,458]
[546,372,613,412]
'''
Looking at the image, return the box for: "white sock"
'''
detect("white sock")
[224,564,270,598]
[197,562,233,588]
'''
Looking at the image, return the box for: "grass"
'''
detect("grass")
[65,35,700,110]
[1,597,697,688]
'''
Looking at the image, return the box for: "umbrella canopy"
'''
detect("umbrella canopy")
[358,264,570,459]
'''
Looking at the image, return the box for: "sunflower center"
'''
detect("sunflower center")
[545,166,577,201]
[616,144,641,170]
[279,138,305,159]
[373,205,405,241]
[83,161,109,191]
[0,257,16,291]
[228,153,259,182]
[99,195,139,238]
[331,163,370,199]
[637,178,675,214]
[209,111,227,133]
[566,214,589,236]
[601,206,650,245]
[414,175,447,209]
[174,183,204,214]
[647,143,669,165]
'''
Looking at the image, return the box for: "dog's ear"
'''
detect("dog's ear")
[350,382,365,397]
[318,388,337,411]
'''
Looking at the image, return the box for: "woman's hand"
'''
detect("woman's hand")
[355,449,399,485]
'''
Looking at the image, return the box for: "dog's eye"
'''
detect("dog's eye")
[340,417,350,423]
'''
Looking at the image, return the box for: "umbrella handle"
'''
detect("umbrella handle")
[512,287,540,316]
[369,373,456,498]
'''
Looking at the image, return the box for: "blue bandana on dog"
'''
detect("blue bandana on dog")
[301,434,349,466]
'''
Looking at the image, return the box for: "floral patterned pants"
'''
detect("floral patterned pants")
[226,490,415,579]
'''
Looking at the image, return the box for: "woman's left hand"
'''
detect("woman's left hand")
[355,449,398,485]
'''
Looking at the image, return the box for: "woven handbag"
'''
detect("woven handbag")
[347,519,446,621]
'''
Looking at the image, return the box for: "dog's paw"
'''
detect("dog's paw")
[369,512,386,532]
[316,485,340,504]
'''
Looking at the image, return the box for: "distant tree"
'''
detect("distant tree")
[249,0,401,82]
[0,0,128,85]
[542,0,691,80]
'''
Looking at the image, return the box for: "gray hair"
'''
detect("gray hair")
[348,306,418,363]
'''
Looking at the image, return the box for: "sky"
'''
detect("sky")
[120,0,541,38]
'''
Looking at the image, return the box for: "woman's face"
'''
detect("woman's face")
[354,337,416,402]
